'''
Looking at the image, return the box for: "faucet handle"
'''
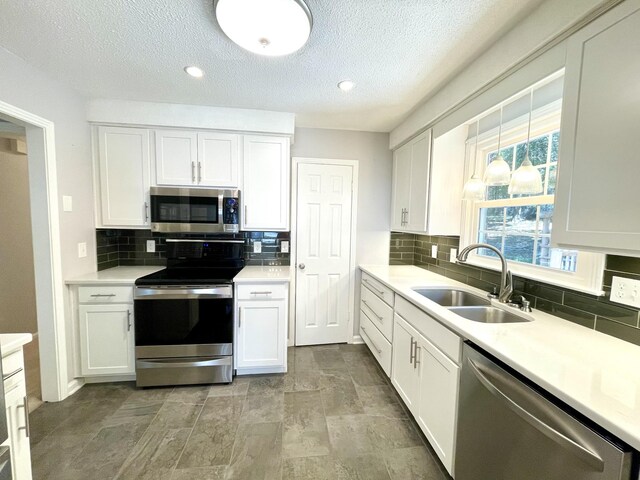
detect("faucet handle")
[508,295,532,312]
[487,286,499,300]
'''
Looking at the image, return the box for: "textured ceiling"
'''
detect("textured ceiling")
[0,0,546,132]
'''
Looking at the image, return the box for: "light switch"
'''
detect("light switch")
[146,240,156,253]
[77,242,87,258]
[281,241,289,253]
[63,196,73,212]
[253,241,262,253]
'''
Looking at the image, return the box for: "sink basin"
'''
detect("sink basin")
[413,288,491,307]
[448,306,532,324]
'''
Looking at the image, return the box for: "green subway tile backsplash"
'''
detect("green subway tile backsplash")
[389,232,640,346]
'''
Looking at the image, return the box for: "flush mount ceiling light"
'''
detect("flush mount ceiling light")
[215,0,312,56]
[338,80,355,92]
[184,66,204,78]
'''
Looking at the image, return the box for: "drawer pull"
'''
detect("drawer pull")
[361,326,382,354]
[363,279,385,296]
[250,291,273,295]
[2,368,23,382]
[362,301,384,322]
[17,395,30,437]
[90,294,116,298]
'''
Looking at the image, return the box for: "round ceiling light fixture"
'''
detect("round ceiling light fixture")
[215,0,312,57]
[338,80,355,92]
[184,66,204,78]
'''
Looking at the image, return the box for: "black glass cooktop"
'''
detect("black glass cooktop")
[135,267,243,286]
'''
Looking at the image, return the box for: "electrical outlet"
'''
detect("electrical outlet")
[146,240,156,253]
[610,276,640,309]
[281,240,289,253]
[451,248,458,262]
[253,241,262,253]
[77,242,87,258]
[62,195,73,212]
[431,245,438,258]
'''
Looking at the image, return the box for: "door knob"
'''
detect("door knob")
[298,263,306,270]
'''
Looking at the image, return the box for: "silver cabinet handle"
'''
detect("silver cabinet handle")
[363,279,384,296]
[238,308,242,328]
[362,301,383,322]
[250,291,273,295]
[402,208,407,226]
[2,368,23,382]
[361,327,382,354]
[467,358,605,471]
[197,162,202,183]
[90,294,116,297]
[244,205,248,223]
[127,310,132,332]
[191,161,196,183]
[298,263,306,270]
[414,346,420,369]
[17,396,30,438]
[144,202,149,222]
[409,337,416,365]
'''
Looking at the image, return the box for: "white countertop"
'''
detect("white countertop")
[65,266,165,285]
[0,333,32,356]
[360,264,640,451]
[233,266,292,283]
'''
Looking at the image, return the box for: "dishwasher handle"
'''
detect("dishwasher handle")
[467,358,605,472]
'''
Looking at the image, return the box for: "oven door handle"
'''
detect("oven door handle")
[135,286,233,299]
[136,357,232,369]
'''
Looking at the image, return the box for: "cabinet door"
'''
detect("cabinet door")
[241,135,290,231]
[236,300,286,368]
[155,130,198,186]
[78,304,135,376]
[553,1,640,253]
[5,382,31,480]
[406,130,431,232]
[416,337,460,475]
[197,132,239,187]
[97,126,151,227]
[391,143,412,231]
[391,314,421,415]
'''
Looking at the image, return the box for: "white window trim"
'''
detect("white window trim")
[460,102,605,296]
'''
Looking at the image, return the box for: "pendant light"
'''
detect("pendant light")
[462,119,485,200]
[509,88,544,195]
[483,104,511,186]
[215,0,312,57]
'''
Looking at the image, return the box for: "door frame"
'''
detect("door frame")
[0,100,69,401]
[290,157,359,346]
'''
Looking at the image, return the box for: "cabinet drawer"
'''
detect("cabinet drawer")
[395,296,461,364]
[361,285,393,341]
[236,283,288,301]
[360,311,392,377]
[2,350,25,393]
[361,272,394,307]
[78,286,133,304]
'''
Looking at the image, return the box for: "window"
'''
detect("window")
[460,75,605,294]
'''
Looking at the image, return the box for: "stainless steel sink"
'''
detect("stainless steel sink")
[448,306,532,324]
[413,288,491,307]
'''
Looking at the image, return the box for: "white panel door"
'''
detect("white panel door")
[236,301,286,368]
[5,383,31,480]
[391,143,411,230]
[197,132,239,187]
[242,135,290,231]
[391,314,421,415]
[97,126,150,227]
[295,163,354,345]
[155,130,198,186]
[407,131,431,232]
[78,304,135,375]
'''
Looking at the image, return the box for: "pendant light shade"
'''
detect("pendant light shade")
[215,0,312,56]
[508,156,543,194]
[462,118,485,200]
[483,155,511,186]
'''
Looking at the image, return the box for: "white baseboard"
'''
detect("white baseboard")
[84,374,136,384]
[236,366,287,375]
[351,335,364,344]
[66,378,84,397]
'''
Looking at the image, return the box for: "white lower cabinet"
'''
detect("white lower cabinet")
[391,314,421,415]
[235,282,288,374]
[77,287,135,376]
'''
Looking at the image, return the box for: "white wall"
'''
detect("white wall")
[390,0,607,148]
[0,46,94,389]
[291,127,392,336]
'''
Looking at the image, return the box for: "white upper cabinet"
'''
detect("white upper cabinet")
[553,0,640,254]
[198,132,239,187]
[390,129,463,235]
[155,130,240,187]
[155,130,198,186]
[241,135,290,231]
[96,126,151,228]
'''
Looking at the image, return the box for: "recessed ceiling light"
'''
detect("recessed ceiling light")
[184,66,204,78]
[215,0,312,57]
[338,80,355,92]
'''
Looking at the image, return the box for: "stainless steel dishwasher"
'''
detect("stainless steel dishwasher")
[455,343,635,480]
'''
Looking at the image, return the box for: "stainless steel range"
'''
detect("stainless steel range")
[134,239,244,387]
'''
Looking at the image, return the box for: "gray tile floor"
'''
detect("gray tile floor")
[30,344,450,480]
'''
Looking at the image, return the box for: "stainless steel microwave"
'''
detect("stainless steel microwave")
[150,187,240,233]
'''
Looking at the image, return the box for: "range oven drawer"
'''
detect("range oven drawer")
[136,356,232,387]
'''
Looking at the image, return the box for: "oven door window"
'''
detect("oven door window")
[134,298,233,346]
[151,195,219,224]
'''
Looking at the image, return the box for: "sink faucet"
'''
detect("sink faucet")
[457,243,513,303]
